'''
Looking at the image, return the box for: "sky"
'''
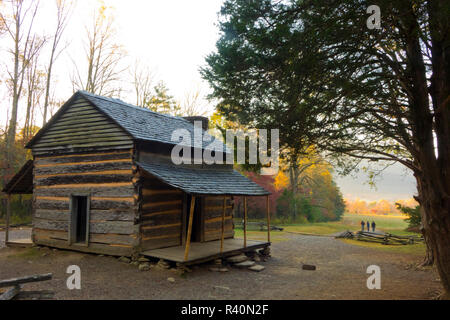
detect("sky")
[0,0,223,123]
[334,162,416,202]
[92,0,223,104]
[0,0,417,202]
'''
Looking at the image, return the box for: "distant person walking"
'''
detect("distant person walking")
[372,221,376,232]
[366,221,370,232]
[361,220,365,231]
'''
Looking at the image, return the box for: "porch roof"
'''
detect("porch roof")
[2,160,33,194]
[136,161,270,196]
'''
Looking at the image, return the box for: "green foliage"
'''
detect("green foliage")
[396,203,421,228]
[276,185,345,224]
[0,134,33,225]
[333,189,346,221]
[0,130,32,195]
[275,189,295,221]
[143,81,181,115]
[201,0,446,173]
[0,194,32,225]
[201,0,443,230]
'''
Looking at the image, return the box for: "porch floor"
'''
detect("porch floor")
[6,238,33,248]
[141,238,270,265]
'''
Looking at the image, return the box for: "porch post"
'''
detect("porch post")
[220,197,226,253]
[244,196,247,248]
[266,195,271,243]
[5,194,11,244]
[184,195,196,261]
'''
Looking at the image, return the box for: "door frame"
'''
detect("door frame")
[68,193,91,246]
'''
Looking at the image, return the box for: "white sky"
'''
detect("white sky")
[0,0,224,126]
[334,162,416,202]
[0,0,417,201]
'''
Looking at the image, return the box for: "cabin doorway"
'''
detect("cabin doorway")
[70,195,90,245]
[185,195,202,242]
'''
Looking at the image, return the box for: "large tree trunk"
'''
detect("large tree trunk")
[413,92,450,297]
[414,100,450,296]
[404,0,450,298]
[419,224,435,267]
[425,0,450,299]
[418,173,450,299]
[415,185,434,267]
[414,182,435,267]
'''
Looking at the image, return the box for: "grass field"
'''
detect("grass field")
[339,213,412,234]
[235,213,412,236]
[283,213,413,235]
[234,213,425,256]
[340,238,426,256]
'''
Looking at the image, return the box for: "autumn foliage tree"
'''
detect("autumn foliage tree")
[274,153,345,223]
[0,0,40,170]
[232,151,345,223]
[234,172,281,220]
[210,111,345,223]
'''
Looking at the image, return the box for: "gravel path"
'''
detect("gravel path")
[0,233,441,299]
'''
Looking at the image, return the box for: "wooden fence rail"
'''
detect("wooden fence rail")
[0,273,53,300]
[356,231,424,245]
[236,221,283,232]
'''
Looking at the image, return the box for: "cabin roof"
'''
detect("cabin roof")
[2,160,33,194]
[26,91,229,153]
[136,161,270,196]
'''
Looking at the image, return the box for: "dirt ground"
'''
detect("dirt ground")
[0,229,442,300]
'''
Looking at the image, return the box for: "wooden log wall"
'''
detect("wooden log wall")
[32,150,138,256]
[139,173,183,250]
[203,196,234,242]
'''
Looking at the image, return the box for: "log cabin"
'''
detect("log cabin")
[3,91,271,265]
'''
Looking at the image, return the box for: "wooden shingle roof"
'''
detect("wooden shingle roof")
[137,161,270,196]
[27,91,229,153]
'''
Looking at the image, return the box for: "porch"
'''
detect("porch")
[141,238,270,265]
[2,160,33,248]
[136,161,273,265]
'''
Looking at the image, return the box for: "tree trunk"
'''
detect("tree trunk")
[413,105,450,297]
[419,221,434,267]
[414,130,450,297]
[403,0,450,298]
[425,0,450,299]
[43,60,53,126]
[414,187,434,267]
[6,10,21,167]
[289,164,299,220]
[420,233,434,267]
[418,176,450,299]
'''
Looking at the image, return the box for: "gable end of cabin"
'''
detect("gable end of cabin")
[30,96,139,256]
[30,95,134,156]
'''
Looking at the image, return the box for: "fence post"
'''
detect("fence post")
[266,195,271,243]
[5,194,11,244]
[244,196,247,248]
